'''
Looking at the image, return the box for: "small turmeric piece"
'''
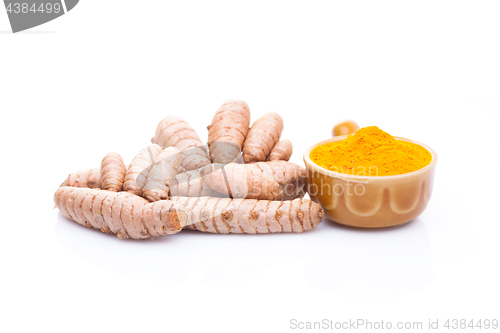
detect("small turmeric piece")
[100,153,127,192]
[268,139,293,161]
[332,120,360,137]
[242,112,283,163]
[60,168,101,188]
[123,144,163,196]
[207,99,251,164]
[172,196,324,234]
[151,116,211,171]
[55,187,188,239]
[311,126,433,176]
[143,147,183,202]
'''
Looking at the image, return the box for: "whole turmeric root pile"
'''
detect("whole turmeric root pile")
[55,99,323,239]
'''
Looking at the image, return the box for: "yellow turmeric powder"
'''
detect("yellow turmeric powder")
[310,126,432,176]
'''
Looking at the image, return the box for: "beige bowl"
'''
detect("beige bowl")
[303,136,437,228]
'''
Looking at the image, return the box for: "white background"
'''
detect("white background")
[1,1,499,332]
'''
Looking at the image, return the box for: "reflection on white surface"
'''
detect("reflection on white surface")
[304,218,432,299]
[56,213,431,299]
[56,213,192,285]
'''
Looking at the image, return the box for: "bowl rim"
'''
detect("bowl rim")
[303,135,438,180]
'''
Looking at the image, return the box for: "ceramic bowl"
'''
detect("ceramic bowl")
[303,136,437,228]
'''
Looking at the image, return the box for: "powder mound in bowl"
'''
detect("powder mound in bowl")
[310,126,432,176]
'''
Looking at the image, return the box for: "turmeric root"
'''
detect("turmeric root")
[268,139,293,161]
[60,168,101,188]
[123,144,163,196]
[100,153,127,192]
[207,99,251,164]
[200,161,306,200]
[242,112,283,163]
[151,116,211,170]
[60,163,217,200]
[55,187,188,239]
[200,163,282,200]
[171,196,324,234]
[256,161,306,200]
[170,169,217,197]
[332,120,360,136]
[143,147,183,202]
